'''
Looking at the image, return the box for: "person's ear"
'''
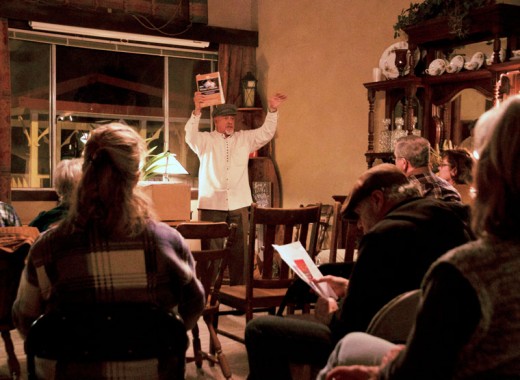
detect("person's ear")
[369,190,385,210]
[450,167,457,178]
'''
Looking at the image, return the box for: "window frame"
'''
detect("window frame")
[8,28,218,189]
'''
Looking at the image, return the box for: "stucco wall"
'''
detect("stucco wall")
[210,0,412,207]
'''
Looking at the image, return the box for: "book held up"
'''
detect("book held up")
[196,71,225,107]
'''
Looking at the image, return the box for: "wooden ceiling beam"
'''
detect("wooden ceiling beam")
[0,1,258,47]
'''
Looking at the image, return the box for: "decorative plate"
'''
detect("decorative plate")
[448,55,464,73]
[426,58,447,76]
[470,52,485,69]
[379,41,420,80]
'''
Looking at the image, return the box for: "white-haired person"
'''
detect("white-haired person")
[29,157,83,232]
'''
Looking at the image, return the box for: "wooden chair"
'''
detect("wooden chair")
[0,226,40,380]
[217,203,322,343]
[327,199,360,264]
[25,304,188,380]
[176,221,237,380]
[279,199,361,316]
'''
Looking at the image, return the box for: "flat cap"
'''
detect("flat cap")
[341,163,409,219]
[212,104,237,118]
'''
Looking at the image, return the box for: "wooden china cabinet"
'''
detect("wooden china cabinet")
[364,3,520,168]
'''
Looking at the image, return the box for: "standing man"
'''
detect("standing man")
[394,135,462,202]
[185,91,287,285]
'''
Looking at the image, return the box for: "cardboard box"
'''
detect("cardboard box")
[139,182,191,221]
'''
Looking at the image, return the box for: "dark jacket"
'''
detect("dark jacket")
[329,197,470,343]
[29,204,69,232]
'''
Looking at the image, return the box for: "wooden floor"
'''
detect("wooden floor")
[0,306,249,380]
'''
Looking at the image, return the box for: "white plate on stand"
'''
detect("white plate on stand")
[379,41,420,79]
[447,55,464,73]
[470,52,485,69]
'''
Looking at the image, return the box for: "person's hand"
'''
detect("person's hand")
[268,93,287,112]
[380,344,405,367]
[326,365,379,380]
[193,91,210,115]
[314,296,339,324]
[314,275,349,298]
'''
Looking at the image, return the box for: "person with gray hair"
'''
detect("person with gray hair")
[246,164,470,380]
[29,158,83,232]
[394,135,461,202]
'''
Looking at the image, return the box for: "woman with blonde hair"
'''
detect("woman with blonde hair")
[29,157,83,231]
[13,122,204,377]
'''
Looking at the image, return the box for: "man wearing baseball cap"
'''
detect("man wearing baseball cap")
[246,163,471,379]
[185,91,287,285]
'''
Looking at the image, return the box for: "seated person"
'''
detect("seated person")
[29,158,83,232]
[13,123,205,378]
[0,201,22,227]
[319,95,520,380]
[436,149,475,204]
[245,164,471,380]
[394,135,461,202]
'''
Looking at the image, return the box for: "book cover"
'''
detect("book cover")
[195,71,225,107]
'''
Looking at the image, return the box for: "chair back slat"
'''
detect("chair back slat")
[217,203,321,339]
[249,203,321,289]
[176,222,237,307]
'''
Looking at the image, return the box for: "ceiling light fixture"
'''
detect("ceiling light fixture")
[30,21,210,49]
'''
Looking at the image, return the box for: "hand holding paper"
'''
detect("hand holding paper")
[313,275,349,298]
[273,241,337,299]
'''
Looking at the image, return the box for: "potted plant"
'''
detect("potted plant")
[393,0,495,39]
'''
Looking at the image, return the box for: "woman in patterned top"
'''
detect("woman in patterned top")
[13,122,205,378]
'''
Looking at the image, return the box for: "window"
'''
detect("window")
[9,29,217,188]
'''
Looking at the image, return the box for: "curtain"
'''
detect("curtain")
[0,18,11,202]
[218,44,257,107]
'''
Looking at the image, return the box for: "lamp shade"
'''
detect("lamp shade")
[152,152,189,175]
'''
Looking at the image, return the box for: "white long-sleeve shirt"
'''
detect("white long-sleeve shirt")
[185,111,278,211]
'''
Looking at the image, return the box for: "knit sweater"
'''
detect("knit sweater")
[438,239,520,378]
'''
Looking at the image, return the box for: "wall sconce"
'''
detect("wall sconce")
[241,71,257,108]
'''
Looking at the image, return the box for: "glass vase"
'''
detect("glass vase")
[378,118,392,152]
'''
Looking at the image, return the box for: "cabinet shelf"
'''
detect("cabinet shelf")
[363,3,520,168]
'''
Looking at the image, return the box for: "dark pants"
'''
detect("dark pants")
[199,207,248,285]
[245,315,334,380]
